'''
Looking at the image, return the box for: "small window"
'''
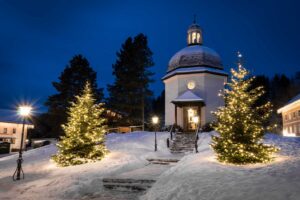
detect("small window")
[285,115,288,121]
[3,128,7,134]
[298,110,300,116]
[192,32,197,43]
[13,128,16,134]
[197,33,200,43]
[11,139,15,144]
[293,112,296,118]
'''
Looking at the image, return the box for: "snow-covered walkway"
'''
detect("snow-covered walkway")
[0,132,173,200]
[0,131,299,200]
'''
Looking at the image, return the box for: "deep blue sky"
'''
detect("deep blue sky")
[0,0,299,111]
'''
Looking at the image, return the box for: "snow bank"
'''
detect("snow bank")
[142,132,300,200]
[0,131,170,200]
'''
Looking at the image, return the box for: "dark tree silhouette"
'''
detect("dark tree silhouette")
[107,33,154,126]
[44,54,103,138]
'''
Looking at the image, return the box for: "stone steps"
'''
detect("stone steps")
[146,158,180,165]
[170,132,196,154]
[103,178,156,192]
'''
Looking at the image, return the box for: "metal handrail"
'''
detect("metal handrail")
[195,126,201,153]
[169,124,174,140]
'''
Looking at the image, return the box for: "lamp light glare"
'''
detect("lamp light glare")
[152,116,159,124]
[18,106,32,117]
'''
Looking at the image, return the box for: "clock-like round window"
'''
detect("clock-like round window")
[187,81,196,90]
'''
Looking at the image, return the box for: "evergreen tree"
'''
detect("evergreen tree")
[211,56,278,164]
[45,54,103,137]
[107,34,154,125]
[150,90,165,127]
[52,82,107,167]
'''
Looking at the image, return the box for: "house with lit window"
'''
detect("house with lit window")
[277,94,300,137]
[163,21,227,131]
[0,109,34,151]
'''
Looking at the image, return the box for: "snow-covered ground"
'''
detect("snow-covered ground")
[0,131,299,200]
[0,131,171,200]
[142,133,300,200]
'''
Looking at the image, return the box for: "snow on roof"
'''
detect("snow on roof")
[278,93,300,113]
[168,45,223,72]
[162,66,228,80]
[172,90,204,102]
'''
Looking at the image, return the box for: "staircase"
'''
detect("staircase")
[103,178,156,192]
[146,158,180,165]
[170,132,196,154]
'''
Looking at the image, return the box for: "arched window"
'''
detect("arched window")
[197,33,200,43]
[192,32,197,43]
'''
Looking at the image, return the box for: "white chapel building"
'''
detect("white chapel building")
[163,22,227,131]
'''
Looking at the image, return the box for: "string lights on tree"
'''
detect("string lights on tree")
[211,52,278,164]
[52,82,108,167]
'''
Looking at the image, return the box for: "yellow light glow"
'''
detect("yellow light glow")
[152,116,159,124]
[187,81,196,90]
[192,116,199,124]
[283,129,296,137]
[18,106,32,117]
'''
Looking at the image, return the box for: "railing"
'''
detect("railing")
[166,124,176,148]
[170,124,175,140]
[195,126,201,153]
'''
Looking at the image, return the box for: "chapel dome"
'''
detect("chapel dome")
[167,22,223,72]
[168,45,223,72]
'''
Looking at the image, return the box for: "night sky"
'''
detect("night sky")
[0,0,299,111]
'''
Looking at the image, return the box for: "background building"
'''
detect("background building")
[0,109,34,151]
[163,22,227,131]
[277,94,300,136]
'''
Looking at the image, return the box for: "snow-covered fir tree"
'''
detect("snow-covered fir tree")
[52,82,107,166]
[211,53,278,164]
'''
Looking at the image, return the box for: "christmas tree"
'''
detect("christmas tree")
[45,54,103,138]
[211,53,278,164]
[52,82,107,167]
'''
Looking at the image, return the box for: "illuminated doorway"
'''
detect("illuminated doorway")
[184,107,199,131]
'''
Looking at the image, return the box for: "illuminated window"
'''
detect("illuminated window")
[197,33,200,43]
[192,32,197,43]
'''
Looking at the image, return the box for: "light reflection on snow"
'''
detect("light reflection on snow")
[204,154,291,169]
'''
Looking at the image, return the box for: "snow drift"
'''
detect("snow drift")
[142,132,300,200]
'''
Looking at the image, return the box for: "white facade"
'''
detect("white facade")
[163,22,227,131]
[0,122,33,151]
[277,93,300,137]
[164,72,226,128]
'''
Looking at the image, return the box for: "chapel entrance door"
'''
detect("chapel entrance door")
[183,107,199,132]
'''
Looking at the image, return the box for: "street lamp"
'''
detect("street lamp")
[192,116,199,153]
[13,105,32,181]
[152,116,159,151]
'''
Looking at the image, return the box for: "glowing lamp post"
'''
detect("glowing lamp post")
[152,116,159,151]
[193,116,199,153]
[13,105,32,181]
